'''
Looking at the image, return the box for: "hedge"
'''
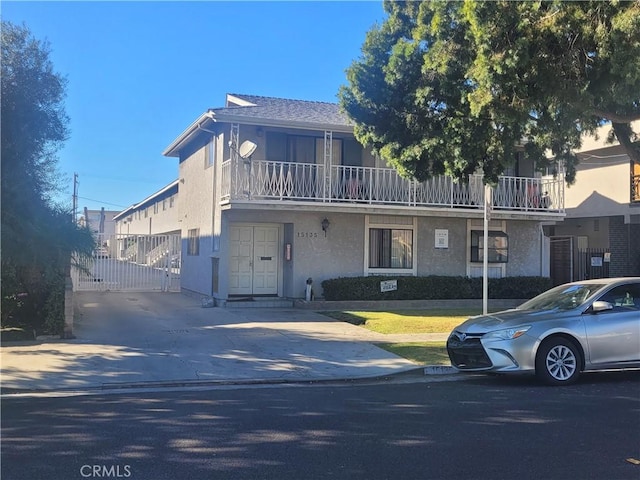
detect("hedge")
[320,276,552,301]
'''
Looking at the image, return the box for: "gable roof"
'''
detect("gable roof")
[163,93,353,157]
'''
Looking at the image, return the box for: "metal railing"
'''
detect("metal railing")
[221,159,565,212]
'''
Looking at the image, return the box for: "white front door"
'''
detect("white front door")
[229,225,279,296]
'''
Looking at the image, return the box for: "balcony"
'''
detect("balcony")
[221,159,564,215]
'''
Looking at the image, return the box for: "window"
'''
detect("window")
[154,203,158,214]
[266,132,342,164]
[187,229,200,256]
[369,228,413,269]
[598,284,640,310]
[205,136,216,168]
[169,196,175,208]
[163,199,167,211]
[470,231,508,263]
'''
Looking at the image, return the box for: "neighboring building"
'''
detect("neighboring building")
[161,93,565,303]
[79,208,118,236]
[548,121,640,284]
[79,208,119,257]
[114,180,180,236]
[110,180,181,269]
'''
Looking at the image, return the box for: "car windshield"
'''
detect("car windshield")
[519,283,606,311]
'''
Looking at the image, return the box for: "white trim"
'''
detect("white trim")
[364,215,418,276]
[228,222,283,296]
[466,219,507,278]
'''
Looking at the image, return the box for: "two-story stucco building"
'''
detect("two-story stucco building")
[548,121,640,283]
[161,93,564,304]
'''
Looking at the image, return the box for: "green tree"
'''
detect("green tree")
[1,21,94,335]
[339,0,640,184]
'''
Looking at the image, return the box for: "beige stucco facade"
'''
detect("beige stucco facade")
[159,94,564,301]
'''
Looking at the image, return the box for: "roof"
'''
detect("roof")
[163,93,353,157]
[113,179,179,221]
[222,93,350,126]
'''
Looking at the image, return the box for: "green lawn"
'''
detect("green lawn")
[321,309,482,334]
[376,342,451,365]
[320,309,489,366]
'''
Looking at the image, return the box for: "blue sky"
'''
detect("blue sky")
[3,1,387,213]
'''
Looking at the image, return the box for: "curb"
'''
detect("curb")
[1,366,462,398]
[424,365,459,375]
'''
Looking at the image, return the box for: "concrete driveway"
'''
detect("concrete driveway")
[1,292,422,393]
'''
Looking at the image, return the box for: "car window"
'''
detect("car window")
[519,283,605,311]
[597,284,640,311]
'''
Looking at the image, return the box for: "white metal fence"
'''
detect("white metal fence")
[72,233,181,292]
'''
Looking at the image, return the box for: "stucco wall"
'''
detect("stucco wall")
[552,217,610,249]
[504,221,545,276]
[565,150,633,217]
[205,210,548,300]
[415,217,468,276]
[179,144,215,295]
[223,210,366,299]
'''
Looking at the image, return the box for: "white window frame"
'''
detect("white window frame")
[206,135,216,168]
[466,219,507,278]
[364,215,417,276]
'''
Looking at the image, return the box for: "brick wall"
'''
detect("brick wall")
[609,216,640,276]
[630,223,640,276]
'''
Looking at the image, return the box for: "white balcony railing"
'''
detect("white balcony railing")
[221,159,564,213]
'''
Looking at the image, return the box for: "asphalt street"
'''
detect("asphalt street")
[2,371,639,480]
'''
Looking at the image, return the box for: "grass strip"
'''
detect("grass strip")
[376,341,450,365]
[322,309,481,334]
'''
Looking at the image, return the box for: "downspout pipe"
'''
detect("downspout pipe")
[196,111,217,135]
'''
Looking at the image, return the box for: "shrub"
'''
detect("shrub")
[321,276,552,301]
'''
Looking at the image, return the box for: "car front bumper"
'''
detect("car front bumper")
[447,332,537,373]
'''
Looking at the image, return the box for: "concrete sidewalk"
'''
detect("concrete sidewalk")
[1,292,453,394]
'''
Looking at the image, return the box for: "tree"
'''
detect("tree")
[1,21,94,335]
[339,0,640,184]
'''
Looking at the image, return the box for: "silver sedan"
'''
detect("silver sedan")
[447,277,640,385]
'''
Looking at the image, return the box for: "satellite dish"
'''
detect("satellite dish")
[238,140,258,159]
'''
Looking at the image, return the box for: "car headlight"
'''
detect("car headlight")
[485,326,531,341]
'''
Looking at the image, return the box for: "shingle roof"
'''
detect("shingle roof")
[210,93,352,127]
[163,93,354,157]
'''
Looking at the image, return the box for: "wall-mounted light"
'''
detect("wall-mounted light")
[321,218,330,236]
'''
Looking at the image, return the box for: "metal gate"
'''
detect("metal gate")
[550,236,574,286]
[72,233,181,292]
[577,247,610,281]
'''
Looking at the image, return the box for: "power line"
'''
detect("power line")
[76,196,128,208]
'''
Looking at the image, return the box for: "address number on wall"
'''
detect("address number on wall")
[296,232,318,238]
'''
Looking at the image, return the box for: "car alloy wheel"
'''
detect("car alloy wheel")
[536,338,581,386]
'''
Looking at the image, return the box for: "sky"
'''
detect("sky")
[3,1,387,214]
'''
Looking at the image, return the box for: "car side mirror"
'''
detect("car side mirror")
[591,301,614,313]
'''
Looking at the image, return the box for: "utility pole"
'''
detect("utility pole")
[72,173,79,223]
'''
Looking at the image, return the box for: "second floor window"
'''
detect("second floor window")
[206,136,216,168]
